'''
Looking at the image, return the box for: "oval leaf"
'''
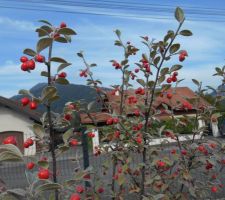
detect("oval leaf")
[169,43,180,54]
[58,28,76,35]
[36,38,53,53]
[57,63,71,73]
[55,78,69,85]
[50,57,67,63]
[180,30,193,36]
[175,7,184,23]
[23,48,36,57]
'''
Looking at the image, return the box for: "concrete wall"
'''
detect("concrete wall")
[0,106,36,156]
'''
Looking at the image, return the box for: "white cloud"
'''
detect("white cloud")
[0,16,36,31]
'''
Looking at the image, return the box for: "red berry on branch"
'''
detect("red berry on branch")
[26,162,35,170]
[64,114,72,121]
[20,56,28,63]
[76,185,84,194]
[21,62,29,71]
[53,33,60,39]
[179,54,185,62]
[70,193,80,200]
[106,118,113,125]
[97,187,104,193]
[211,186,218,193]
[134,68,139,73]
[3,136,17,145]
[166,77,172,83]
[38,169,50,179]
[26,138,34,146]
[29,101,38,110]
[172,76,177,82]
[21,97,30,106]
[114,131,120,138]
[173,71,178,76]
[27,60,36,70]
[167,93,172,99]
[60,22,67,28]
[58,72,67,78]
[113,117,119,124]
[35,54,45,63]
[70,139,79,146]
[24,141,30,148]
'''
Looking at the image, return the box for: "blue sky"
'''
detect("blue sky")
[0,0,225,97]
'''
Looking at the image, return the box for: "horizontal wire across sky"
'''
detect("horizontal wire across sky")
[0,0,225,22]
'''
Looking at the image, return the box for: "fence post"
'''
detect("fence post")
[80,126,90,187]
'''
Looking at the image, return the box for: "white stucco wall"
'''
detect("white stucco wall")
[0,106,36,156]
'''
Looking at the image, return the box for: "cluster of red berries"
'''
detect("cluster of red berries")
[106,117,119,125]
[58,72,67,78]
[164,131,176,140]
[132,123,143,131]
[24,138,34,148]
[197,145,209,155]
[3,136,17,145]
[112,61,121,70]
[87,132,95,138]
[128,96,137,104]
[21,97,38,110]
[20,54,45,72]
[205,160,213,170]
[130,72,136,80]
[141,59,151,73]
[166,72,178,83]
[135,133,142,144]
[179,50,188,62]
[79,69,88,78]
[135,87,145,95]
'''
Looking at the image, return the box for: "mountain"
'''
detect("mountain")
[11,83,109,113]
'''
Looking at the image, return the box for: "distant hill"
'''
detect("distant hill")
[11,83,110,113]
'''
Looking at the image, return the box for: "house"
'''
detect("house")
[0,96,40,156]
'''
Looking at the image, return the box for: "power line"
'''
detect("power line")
[0,0,225,23]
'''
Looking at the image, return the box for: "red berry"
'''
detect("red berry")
[172,76,177,82]
[38,169,50,179]
[24,141,30,148]
[21,97,30,106]
[134,109,140,117]
[3,136,17,145]
[114,131,120,138]
[29,101,37,110]
[26,162,35,170]
[64,114,72,121]
[27,60,35,70]
[209,143,216,149]
[54,33,60,39]
[173,71,178,76]
[26,138,34,146]
[136,137,142,144]
[181,149,187,155]
[179,54,185,62]
[157,160,165,168]
[198,145,205,152]
[60,22,67,28]
[87,132,95,138]
[58,72,67,78]
[211,186,218,193]
[167,93,172,99]
[134,68,139,73]
[21,62,29,71]
[70,139,79,146]
[106,118,113,125]
[76,185,84,194]
[20,56,28,63]
[166,77,172,83]
[180,50,188,57]
[113,118,119,124]
[70,193,80,200]
[35,54,45,63]
[97,187,104,193]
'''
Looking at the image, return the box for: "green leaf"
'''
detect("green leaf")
[36,28,49,37]
[50,57,67,63]
[175,7,184,23]
[160,67,169,76]
[33,124,45,139]
[114,40,122,46]
[62,128,73,144]
[170,64,182,72]
[179,30,193,36]
[77,52,83,58]
[154,56,160,66]
[115,29,121,38]
[192,79,200,86]
[7,188,26,197]
[36,38,53,53]
[41,86,57,102]
[54,36,68,43]
[39,20,52,26]
[23,48,36,57]
[169,43,180,54]
[0,144,23,162]
[58,28,77,35]
[118,175,125,186]
[18,89,31,96]
[90,63,97,67]
[35,183,62,195]
[137,79,146,87]
[38,160,49,169]
[48,95,60,104]
[41,71,48,77]
[57,63,71,73]
[121,59,128,66]
[55,78,69,85]
[158,75,165,84]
